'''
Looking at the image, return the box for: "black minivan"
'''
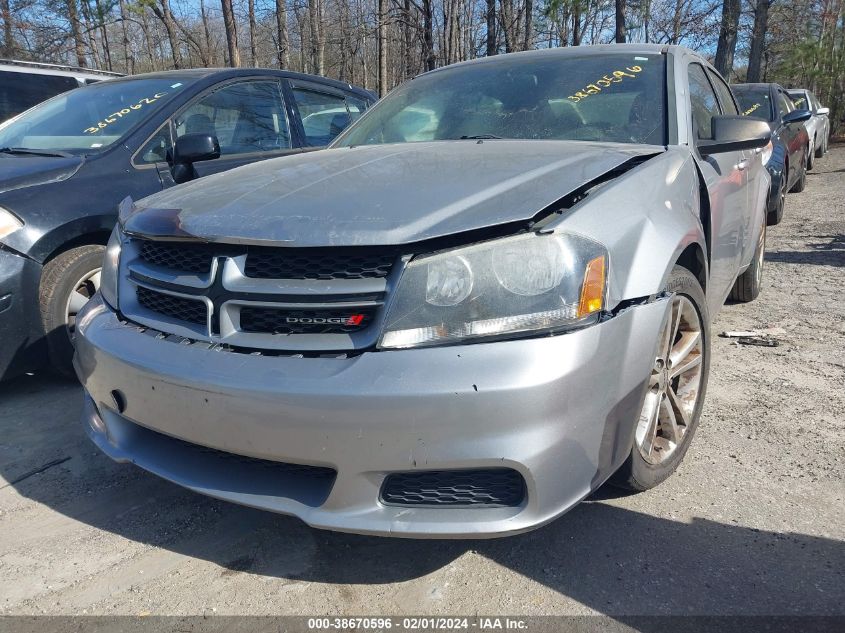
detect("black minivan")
[0,68,375,379]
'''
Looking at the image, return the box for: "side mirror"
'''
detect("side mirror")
[173,134,220,164]
[783,109,812,124]
[699,116,771,155]
[816,106,830,116]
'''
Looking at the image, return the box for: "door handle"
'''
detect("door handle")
[736,159,750,171]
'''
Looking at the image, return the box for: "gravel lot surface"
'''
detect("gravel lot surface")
[1,147,843,617]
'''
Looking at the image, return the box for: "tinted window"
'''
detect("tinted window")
[335,53,667,146]
[688,64,720,140]
[136,122,173,165]
[346,94,371,124]
[175,81,291,155]
[0,70,79,122]
[0,77,190,153]
[707,70,739,116]
[734,88,774,122]
[293,88,350,146]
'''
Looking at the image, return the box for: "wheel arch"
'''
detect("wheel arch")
[29,215,115,265]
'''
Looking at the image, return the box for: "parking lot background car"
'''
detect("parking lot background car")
[732,82,811,225]
[787,87,830,162]
[74,45,771,538]
[0,59,121,123]
[0,68,375,380]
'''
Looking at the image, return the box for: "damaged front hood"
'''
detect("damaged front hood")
[0,154,84,194]
[126,140,661,246]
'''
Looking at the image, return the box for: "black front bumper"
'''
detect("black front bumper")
[0,245,44,380]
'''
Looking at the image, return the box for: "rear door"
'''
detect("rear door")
[687,63,747,309]
[775,88,804,183]
[287,79,365,148]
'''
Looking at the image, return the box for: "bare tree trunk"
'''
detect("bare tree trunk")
[615,0,626,43]
[249,0,258,65]
[422,0,435,71]
[377,0,388,94]
[94,0,112,70]
[155,0,182,68]
[276,0,289,67]
[486,0,496,55]
[572,3,582,46]
[221,0,241,67]
[403,0,413,76]
[523,0,532,50]
[714,0,740,78]
[1,0,13,58]
[80,0,102,67]
[119,0,132,73]
[201,0,216,65]
[140,9,157,70]
[746,0,769,82]
[66,0,86,67]
[308,0,324,74]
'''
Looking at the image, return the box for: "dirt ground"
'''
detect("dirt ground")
[1,147,843,617]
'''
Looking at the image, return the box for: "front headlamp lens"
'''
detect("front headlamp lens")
[380,232,608,349]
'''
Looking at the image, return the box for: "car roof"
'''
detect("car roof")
[0,58,122,80]
[102,68,375,99]
[417,43,705,77]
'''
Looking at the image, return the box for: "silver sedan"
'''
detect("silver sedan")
[75,44,771,538]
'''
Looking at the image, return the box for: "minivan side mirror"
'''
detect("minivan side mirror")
[816,106,830,116]
[783,109,812,124]
[173,134,221,165]
[699,116,771,155]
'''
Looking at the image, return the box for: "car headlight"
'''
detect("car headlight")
[100,225,122,309]
[0,206,23,240]
[760,140,773,166]
[380,232,608,349]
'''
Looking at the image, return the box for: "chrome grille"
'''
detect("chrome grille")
[121,238,403,352]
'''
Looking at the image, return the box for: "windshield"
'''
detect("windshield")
[334,52,666,147]
[734,89,774,121]
[0,77,192,154]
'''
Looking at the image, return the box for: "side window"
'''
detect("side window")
[292,88,350,146]
[687,64,721,140]
[776,92,793,119]
[137,123,173,165]
[346,95,370,124]
[707,70,739,116]
[174,81,291,155]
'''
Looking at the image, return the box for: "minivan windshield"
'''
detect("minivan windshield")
[334,52,666,147]
[0,77,192,155]
[734,88,774,121]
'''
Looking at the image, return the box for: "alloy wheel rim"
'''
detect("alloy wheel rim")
[65,268,101,338]
[635,294,704,465]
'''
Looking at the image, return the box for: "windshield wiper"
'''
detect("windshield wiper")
[458,134,505,140]
[0,147,75,158]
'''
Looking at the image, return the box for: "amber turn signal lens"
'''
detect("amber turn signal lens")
[578,255,606,318]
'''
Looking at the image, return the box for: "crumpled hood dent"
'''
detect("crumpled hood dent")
[0,155,85,195]
[126,141,663,247]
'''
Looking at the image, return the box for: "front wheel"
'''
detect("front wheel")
[611,266,710,491]
[790,154,808,193]
[39,245,105,376]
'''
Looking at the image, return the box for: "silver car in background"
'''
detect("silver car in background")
[787,88,831,167]
[74,45,771,538]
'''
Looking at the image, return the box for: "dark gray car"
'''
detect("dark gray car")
[75,45,771,538]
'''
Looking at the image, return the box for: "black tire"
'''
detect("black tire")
[790,155,807,193]
[728,218,765,303]
[807,144,815,170]
[767,171,786,226]
[815,137,824,159]
[611,266,711,492]
[39,245,105,376]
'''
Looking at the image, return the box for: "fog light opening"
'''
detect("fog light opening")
[110,389,127,414]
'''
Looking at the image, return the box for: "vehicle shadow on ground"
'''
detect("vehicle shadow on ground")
[766,234,845,267]
[1,374,842,615]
